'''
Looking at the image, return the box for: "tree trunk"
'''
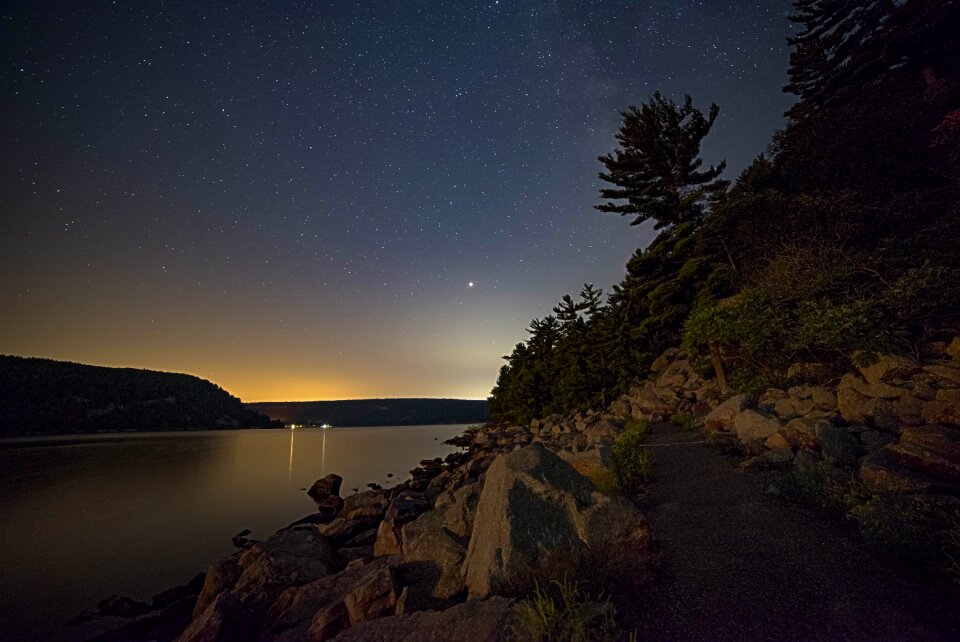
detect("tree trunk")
[709,342,730,395]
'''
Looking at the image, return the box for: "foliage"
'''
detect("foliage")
[491,3,959,418]
[778,460,959,570]
[587,467,621,495]
[611,420,653,494]
[512,577,617,642]
[596,92,727,229]
[0,355,276,436]
[668,412,696,431]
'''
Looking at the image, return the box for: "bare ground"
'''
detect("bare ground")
[621,423,960,642]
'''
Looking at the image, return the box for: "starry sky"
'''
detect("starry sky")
[0,1,795,402]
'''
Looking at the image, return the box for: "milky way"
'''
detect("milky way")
[0,1,795,400]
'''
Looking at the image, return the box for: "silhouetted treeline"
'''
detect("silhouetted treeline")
[491,0,960,424]
[248,398,489,427]
[0,355,276,437]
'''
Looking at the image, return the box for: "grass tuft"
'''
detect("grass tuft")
[512,577,617,642]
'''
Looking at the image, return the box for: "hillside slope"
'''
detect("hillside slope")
[248,398,489,427]
[0,355,275,436]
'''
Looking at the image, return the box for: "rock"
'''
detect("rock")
[859,448,958,494]
[732,410,782,444]
[328,597,518,642]
[786,362,840,384]
[810,387,838,411]
[837,374,897,427]
[343,566,400,625]
[399,510,469,603]
[231,529,256,549]
[462,444,656,598]
[433,480,483,539]
[816,423,860,466]
[921,399,960,427]
[179,593,251,642]
[187,526,346,639]
[857,354,919,384]
[887,425,960,484]
[765,447,794,467]
[948,336,960,361]
[308,474,344,501]
[704,394,754,432]
[152,572,205,610]
[262,557,394,641]
[373,495,432,557]
[194,551,243,618]
[764,432,790,450]
[924,364,960,386]
[96,595,152,618]
[781,417,830,451]
[320,491,390,546]
[556,446,612,479]
[859,429,896,453]
[315,495,345,523]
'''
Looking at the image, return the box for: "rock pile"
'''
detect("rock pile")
[87,405,656,641]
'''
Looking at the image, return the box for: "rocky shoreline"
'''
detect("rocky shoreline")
[71,338,960,641]
[72,409,656,641]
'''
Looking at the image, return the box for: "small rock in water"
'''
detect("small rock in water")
[386,473,394,478]
[353,488,359,493]
[367,482,383,490]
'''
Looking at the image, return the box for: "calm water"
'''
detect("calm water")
[0,424,469,641]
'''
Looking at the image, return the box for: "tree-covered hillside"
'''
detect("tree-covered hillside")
[248,398,489,427]
[490,0,960,424]
[0,355,276,436]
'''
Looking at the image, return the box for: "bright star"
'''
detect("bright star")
[468,282,474,288]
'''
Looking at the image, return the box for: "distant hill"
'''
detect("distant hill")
[248,398,489,427]
[0,355,276,437]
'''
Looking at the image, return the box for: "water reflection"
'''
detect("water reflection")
[0,424,468,642]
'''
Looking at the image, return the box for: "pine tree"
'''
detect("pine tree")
[597,92,728,230]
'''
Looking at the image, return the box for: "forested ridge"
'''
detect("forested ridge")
[490,0,960,424]
[0,355,276,436]
[248,398,489,427]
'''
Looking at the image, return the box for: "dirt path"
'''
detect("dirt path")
[624,424,960,642]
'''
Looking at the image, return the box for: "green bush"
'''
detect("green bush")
[611,424,653,493]
[512,577,617,642]
[587,467,621,495]
[668,411,696,431]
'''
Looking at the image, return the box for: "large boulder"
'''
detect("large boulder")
[704,394,753,433]
[462,444,656,599]
[261,557,395,642]
[184,526,346,641]
[320,491,390,546]
[395,481,484,607]
[732,410,782,444]
[557,446,612,479]
[373,494,431,557]
[886,424,960,484]
[327,597,518,642]
[856,353,919,385]
[816,423,860,467]
[308,474,343,501]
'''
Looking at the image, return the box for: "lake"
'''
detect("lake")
[0,424,470,641]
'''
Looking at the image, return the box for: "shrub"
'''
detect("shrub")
[611,427,653,493]
[668,411,696,430]
[587,466,621,495]
[512,577,617,642]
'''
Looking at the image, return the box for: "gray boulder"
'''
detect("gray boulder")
[462,444,656,598]
[704,394,753,432]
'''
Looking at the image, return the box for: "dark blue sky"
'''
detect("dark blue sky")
[0,1,795,400]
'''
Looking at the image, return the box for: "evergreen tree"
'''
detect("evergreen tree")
[597,92,728,229]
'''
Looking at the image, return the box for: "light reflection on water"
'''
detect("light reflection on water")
[0,424,469,641]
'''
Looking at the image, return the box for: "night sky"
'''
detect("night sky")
[1,1,795,402]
